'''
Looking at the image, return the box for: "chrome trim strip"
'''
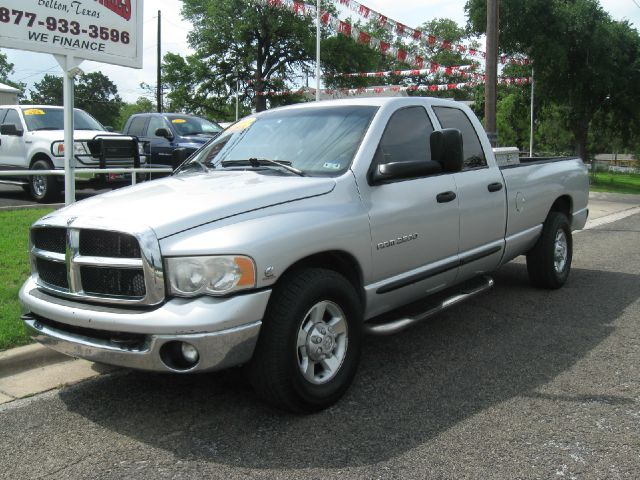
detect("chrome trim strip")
[31,248,65,263]
[73,256,144,268]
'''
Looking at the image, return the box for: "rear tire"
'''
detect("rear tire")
[526,211,573,289]
[248,268,363,413]
[29,159,61,203]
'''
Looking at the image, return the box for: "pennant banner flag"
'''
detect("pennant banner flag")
[333,0,530,66]
[259,0,530,69]
[256,77,531,96]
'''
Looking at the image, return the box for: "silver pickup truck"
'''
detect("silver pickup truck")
[19,97,589,412]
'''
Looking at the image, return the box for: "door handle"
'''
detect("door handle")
[487,182,503,192]
[436,191,457,203]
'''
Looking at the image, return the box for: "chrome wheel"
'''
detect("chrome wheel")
[32,175,46,197]
[296,300,348,385]
[554,229,568,273]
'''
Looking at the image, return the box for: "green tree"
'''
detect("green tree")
[116,97,154,131]
[466,0,640,161]
[0,52,26,99]
[29,72,122,127]
[164,0,322,115]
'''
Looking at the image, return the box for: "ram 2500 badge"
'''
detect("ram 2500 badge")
[19,98,589,412]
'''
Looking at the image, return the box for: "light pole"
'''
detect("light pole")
[316,0,321,101]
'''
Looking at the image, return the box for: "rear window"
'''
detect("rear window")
[127,116,148,137]
[433,106,487,169]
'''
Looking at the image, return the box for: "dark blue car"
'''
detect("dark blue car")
[123,113,222,170]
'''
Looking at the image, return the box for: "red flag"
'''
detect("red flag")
[338,21,352,37]
[396,23,406,35]
[396,49,407,62]
[414,57,425,69]
[358,31,371,44]
[359,5,370,18]
[428,35,436,45]
[380,41,390,54]
[413,30,422,41]
[321,12,330,25]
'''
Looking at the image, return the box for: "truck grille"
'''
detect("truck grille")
[30,224,164,306]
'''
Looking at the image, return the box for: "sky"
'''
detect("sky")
[2,0,639,103]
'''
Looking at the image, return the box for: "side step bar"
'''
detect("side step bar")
[0,179,28,186]
[364,275,495,336]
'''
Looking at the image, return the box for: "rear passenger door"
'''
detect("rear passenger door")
[364,106,460,314]
[432,106,506,278]
[145,116,175,167]
[0,108,27,168]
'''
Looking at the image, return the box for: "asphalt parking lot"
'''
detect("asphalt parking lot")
[0,211,638,479]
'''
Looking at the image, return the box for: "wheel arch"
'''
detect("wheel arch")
[276,250,365,308]
[29,152,54,168]
[549,195,573,220]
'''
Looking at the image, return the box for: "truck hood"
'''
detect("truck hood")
[25,130,117,142]
[51,170,336,238]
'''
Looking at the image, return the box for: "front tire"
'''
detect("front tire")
[526,211,573,289]
[29,159,61,203]
[248,268,363,413]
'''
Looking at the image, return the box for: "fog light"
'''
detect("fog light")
[181,342,199,364]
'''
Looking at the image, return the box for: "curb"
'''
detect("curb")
[0,343,70,379]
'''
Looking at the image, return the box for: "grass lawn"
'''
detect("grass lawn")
[0,208,53,351]
[590,172,640,195]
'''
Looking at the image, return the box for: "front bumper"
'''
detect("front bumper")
[19,277,270,373]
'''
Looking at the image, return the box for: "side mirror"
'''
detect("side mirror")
[155,127,173,140]
[171,147,189,170]
[104,125,114,132]
[430,128,464,173]
[1,123,24,137]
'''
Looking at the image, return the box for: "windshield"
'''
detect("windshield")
[183,105,378,176]
[21,108,105,131]
[166,115,222,136]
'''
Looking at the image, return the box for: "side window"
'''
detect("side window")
[127,116,148,137]
[146,116,168,137]
[376,106,434,165]
[4,109,21,128]
[433,106,487,169]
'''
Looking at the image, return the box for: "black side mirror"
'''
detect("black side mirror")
[431,128,464,173]
[376,160,442,181]
[1,123,24,137]
[155,127,173,140]
[171,147,189,170]
[104,125,114,132]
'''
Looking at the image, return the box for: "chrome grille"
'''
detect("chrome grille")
[30,220,164,306]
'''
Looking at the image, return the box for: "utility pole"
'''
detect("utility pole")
[484,0,499,147]
[157,10,163,113]
[529,68,535,157]
[316,0,321,101]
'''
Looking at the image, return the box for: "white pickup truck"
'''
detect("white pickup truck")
[0,105,146,202]
[20,97,589,412]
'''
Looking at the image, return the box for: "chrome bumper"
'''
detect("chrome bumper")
[19,277,270,373]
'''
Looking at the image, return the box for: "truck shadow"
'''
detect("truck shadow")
[60,264,638,469]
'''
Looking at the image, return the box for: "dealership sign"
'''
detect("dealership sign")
[0,0,143,68]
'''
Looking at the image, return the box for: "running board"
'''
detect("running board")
[0,179,28,186]
[364,275,495,336]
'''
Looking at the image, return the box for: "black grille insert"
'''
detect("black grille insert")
[32,228,67,254]
[81,266,146,297]
[36,258,68,289]
[79,230,141,258]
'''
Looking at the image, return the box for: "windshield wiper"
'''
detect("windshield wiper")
[221,158,305,177]
[32,127,60,131]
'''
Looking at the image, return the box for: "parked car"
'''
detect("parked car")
[122,113,222,171]
[20,98,589,412]
[0,105,146,202]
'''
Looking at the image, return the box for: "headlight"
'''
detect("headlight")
[137,141,146,156]
[51,141,89,157]
[166,255,256,297]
